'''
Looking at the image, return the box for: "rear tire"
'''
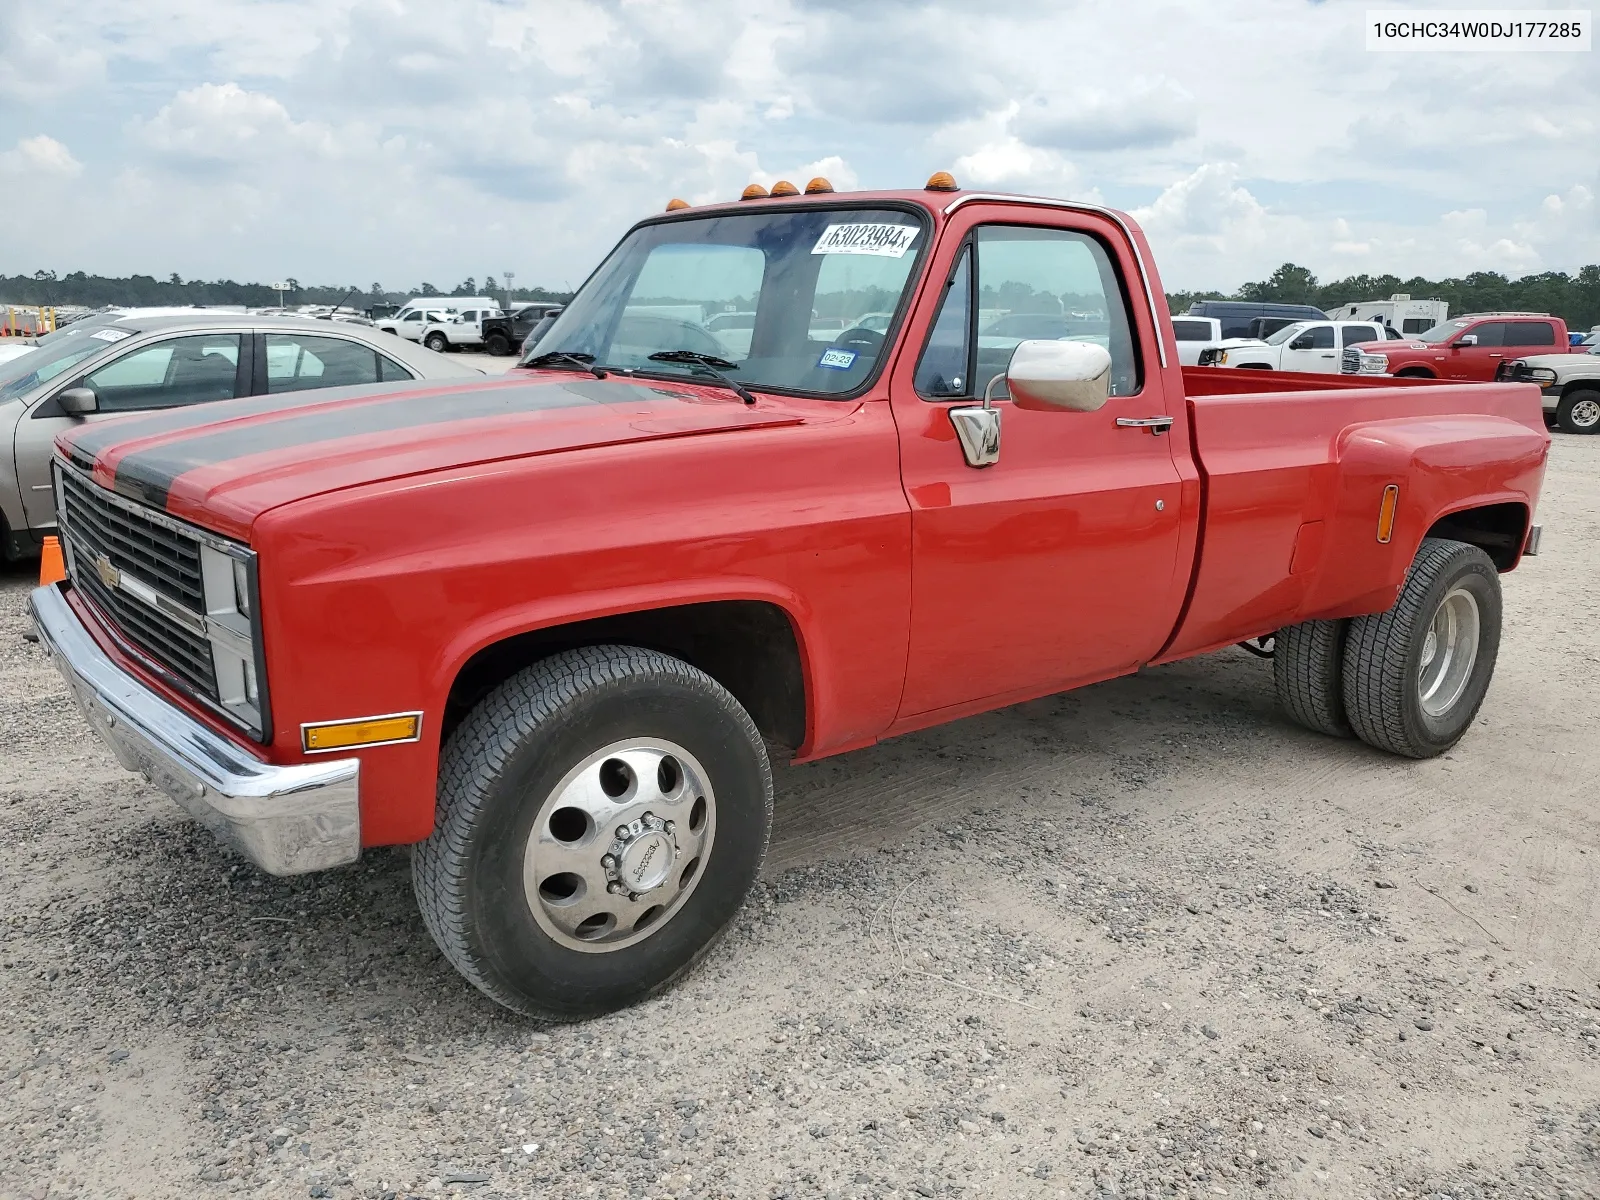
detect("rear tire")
[424,332,449,353]
[1341,538,1501,758]
[1555,389,1600,434]
[413,645,772,1020]
[1273,620,1352,738]
[1394,368,1434,379]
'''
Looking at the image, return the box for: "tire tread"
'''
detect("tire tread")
[1273,620,1351,737]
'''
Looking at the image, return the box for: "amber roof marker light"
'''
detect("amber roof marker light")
[740,183,769,200]
[769,180,799,196]
[664,198,691,211]
[924,171,959,191]
[804,177,834,194]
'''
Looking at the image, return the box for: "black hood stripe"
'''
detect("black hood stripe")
[108,378,673,509]
[67,376,454,462]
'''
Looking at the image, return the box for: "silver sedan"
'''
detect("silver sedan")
[0,314,483,560]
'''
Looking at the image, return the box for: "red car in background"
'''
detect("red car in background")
[1346,312,1573,379]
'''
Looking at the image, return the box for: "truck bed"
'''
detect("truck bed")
[1158,368,1549,662]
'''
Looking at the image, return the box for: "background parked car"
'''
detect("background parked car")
[1185,300,1327,339]
[420,306,503,353]
[482,304,563,356]
[1208,320,1387,372]
[1341,312,1574,380]
[1497,340,1600,433]
[0,314,481,559]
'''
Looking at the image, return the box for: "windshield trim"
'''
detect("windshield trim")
[560,198,936,404]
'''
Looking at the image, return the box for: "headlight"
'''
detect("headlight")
[1361,353,1388,374]
[1526,368,1558,385]
[200,543,264,733]
[232,558,252,618]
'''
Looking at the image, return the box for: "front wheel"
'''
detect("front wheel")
[424,332,450,353]
[1556,389,1600,434]
[485,331,511,356]
[413,645,773,1020]
[1341,538,1501,758]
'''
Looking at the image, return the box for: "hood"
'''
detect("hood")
[58,371,812,541]
[1507,350,1599,370]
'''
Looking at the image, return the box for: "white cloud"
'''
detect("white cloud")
[0,135,83,180]
[0,0,1596,292]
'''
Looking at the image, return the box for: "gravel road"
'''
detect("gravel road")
[2,437,1596,1200]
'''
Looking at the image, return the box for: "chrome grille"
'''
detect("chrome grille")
[1340,347,1362,374]
[58,467,218,701]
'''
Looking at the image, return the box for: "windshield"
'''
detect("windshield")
[0,330,123,403]
[525,206,927,396]
[1418,318,1471,344]
[1265,322,1310,346]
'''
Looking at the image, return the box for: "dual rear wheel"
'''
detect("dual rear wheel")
[1274,538,1502,758]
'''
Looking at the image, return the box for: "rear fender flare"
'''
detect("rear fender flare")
[1297,415,1547,618]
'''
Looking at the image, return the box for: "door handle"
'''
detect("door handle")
[1116,416,1174,435]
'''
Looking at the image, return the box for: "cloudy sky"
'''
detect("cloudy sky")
[0,0,1594,292]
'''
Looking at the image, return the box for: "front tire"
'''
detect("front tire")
[485,331,511,356]
[424,332,450,353]
[1341,538,1501,758]
[413,645,773,1020]
[1556,389,1600,434]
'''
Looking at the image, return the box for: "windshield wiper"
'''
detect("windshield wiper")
[524,350,608,379]
[647,350,756,405]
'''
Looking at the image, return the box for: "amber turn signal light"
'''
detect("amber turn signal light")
[924,171,958,191]
[805,177,834,194]
[740,183,768,200]
[665,198,690,211]
[769,180,799,196]
[303,712,422,753]
[1376,484,1400,543]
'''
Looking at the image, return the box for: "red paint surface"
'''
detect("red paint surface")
[57,192,1551,848]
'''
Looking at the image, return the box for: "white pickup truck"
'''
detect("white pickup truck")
[1211,320,1390,372]
[420,307,504,353]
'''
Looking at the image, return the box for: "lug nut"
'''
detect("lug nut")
[601,854,616,869]
[663,820,675,834]
[607,881,625,894]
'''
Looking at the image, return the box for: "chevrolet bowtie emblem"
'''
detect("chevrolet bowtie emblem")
[94,554,121,591]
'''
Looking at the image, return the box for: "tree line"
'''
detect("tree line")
[1167,263,1600,332]
[0,271,571,311]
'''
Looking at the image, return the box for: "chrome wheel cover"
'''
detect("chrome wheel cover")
[1417,586,1480,718]
[522,738,715,953]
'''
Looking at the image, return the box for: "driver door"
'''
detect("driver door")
[1279,324,1336,372]
[16,332,247,528]
[889,213,1190,722]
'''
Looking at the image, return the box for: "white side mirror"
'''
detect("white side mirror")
[1006,339,1113,413]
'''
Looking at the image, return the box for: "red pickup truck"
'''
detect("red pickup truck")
[32,178,1549,1020]
[1344,310,1573,379]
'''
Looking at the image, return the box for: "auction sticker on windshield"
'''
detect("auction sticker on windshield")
[90,329,133,342]
[812,224,920,258]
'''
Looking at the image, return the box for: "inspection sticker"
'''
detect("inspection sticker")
[811,223,919,258]
[817,348,858,370]
[89,328,132,342]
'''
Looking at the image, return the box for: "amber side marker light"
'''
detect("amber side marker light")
[804,177,834,194]
[302,712,423,754]
[740,183,768,200]
[769,180,799,196]
[924,170,959,191]
[1376,484,1400,544]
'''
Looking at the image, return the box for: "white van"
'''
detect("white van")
[1325,295,1448,337]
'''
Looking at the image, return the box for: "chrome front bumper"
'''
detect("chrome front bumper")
[29,583,361,876]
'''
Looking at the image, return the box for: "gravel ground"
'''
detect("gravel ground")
[1,436,1596,1200]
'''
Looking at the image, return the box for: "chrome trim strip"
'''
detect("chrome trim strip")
[941,192,1169,369]
[30,583,359,876]
[300,710,425,755]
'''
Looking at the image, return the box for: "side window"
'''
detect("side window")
[1505,321,1556,347]
[914,246,972,397]
[1171,320,1212,342]
[377,353,415,382]
[1340,326,1379,347]
[972,226,1141,399]
[1469,322,1505,347]
[1305,326,1335,349]
[264,334,381,394]
[83,334,242,412]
